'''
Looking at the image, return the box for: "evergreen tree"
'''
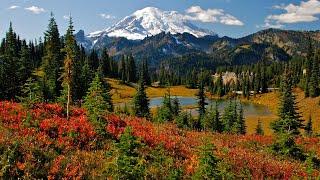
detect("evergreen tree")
[193,143,220,179]
[305,115,313,137]
[132,74,150,118]
[42,13,62,101]
[18,40,32,85]
[271,67,304,135]
[155,94,173,123]
[140,59,151,86]
[0,22,20,99]
[255,119,264,135]
[83,72,113,135]
[100,48,111,77]
[114,127,145,179]
[309,51,319,97]
[80,58,93,99]
[203,102,222,132]
[304,37,314,97]
[18,77,44,108]
[119,55,127,83]
[171,96,180,117]
[197,82,207,120]
[235,104,246,134]
[222,100,237,133]
[88,49,99,72]
[61,17,76,119]
[216,75,224,97]
[126,55,137,82]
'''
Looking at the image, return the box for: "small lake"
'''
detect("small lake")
[118,96,273,117]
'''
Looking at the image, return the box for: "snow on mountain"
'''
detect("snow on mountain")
[88,7,215,40]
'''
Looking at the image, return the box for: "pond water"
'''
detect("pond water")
[119,96,273,117]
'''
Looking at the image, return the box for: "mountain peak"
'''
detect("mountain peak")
[89,7,215,40]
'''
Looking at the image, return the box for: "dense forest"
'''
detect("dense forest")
[1,14,320,179]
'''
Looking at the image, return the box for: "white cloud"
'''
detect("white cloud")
[63,15,69,20]
[220,14,244,26]
[262,0,320,28]
[99,13,116,19]
[8,5,20,10]
[25,6,45,14]
[184,6,244,26]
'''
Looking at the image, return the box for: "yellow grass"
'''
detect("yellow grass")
[108,78,197,103]
[108,78,320,135]
[244,88,320,135]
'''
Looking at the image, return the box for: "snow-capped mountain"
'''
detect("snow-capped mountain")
[88,7,215,40]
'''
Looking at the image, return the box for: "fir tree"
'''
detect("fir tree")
[155,94,173,123]
[126,55,137,82]
[255,119,264,135]
[216,75,224,97]
[203,102,222,132]
[61,17,76,119]
[100,48,111,77]
[197,82,207,120]
[119,55,127,83]
[42,13,62,101]
[236,104,246,134]
[305,115,313,137]
[193,143,220,179]
[222,100,237,133]
[0,22,20,99]
[132,74,150,118]
[83,72,113,135]
[309,51,319,97]
[18,77,44,108]
[140,59,151,86]
[271,67,304,135]
[171,96,180,117]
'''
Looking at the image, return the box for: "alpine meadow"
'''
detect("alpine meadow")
[1,0,320,179]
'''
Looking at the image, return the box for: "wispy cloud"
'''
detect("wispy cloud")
[184,6,244,26]
[261,0,320,28]
[25,6,46,14]
[63,15,69,20]
[8,5,20,10]
[99,13,116,19]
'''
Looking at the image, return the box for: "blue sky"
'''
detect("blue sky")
[0,0,319,40]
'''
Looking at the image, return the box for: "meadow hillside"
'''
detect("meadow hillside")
[0,101,319,179]
[109,79,320,135]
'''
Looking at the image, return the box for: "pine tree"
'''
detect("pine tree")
[132,74,150,118]
[271,67,304,135]
[171,96,180,117]
[114,127,145,179]
[126,55,136,82]
[18,40,32,85]
[18,77,44,108]
[203,102,222,132]
[255,119,264,135]
[1,22,20,99]
[84,72,113,135]
[236,104,246,134]
[193,143,220,179]
[222,100,237,133]
[305,115,313,137]
[100,48,111,77]
[216,75,224,97]
[42,13,62,101]
[61,17,76,119]
[140,59,151,86]
[119,55,127,83]
[197,82,207,120]
[155,94,173,123]
[309,51,319,97]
